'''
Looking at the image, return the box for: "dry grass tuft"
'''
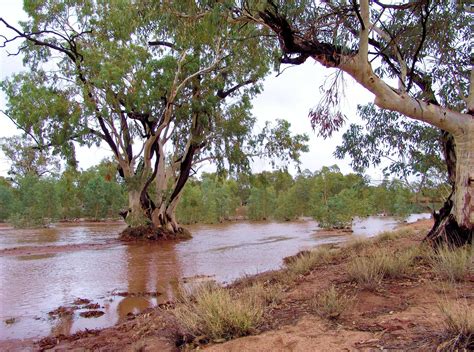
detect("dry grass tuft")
[173,283,267,341]
[438,299,474,351]
[243,282,283,306]
[285,246,336,276]
[371,228,415,245]
[383,247,418,278]
[348,254,386,289]
[312,285,354,320]
[348,247,418,288]
[344,237,372,252]
[431,245,473,282]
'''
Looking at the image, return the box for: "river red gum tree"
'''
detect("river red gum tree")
[1,2,308,236]
[241,0,472,244]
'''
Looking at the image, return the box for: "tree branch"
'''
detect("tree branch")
[217,79,256,99]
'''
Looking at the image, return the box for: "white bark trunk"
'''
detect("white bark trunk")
[127,190,148,227]
[336,56,473,230]
[454,125,474,228]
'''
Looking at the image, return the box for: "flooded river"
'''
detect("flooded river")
[0,215,430,340]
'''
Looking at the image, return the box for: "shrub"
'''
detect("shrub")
[431,246,473,282]
[312,286,353,319]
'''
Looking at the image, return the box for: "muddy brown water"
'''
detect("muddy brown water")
[0,215,430,340]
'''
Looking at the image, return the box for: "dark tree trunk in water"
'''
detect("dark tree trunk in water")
[425,131,473,246]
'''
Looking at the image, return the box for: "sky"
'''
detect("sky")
[0,1,383,180]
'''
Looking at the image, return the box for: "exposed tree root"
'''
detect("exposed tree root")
[119,224,192,241]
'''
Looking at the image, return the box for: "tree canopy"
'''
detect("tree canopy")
[238,0,473,244]
[1,1,308,234]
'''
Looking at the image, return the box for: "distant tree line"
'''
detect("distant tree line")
[0,158,444,229]
[0,160,126,227]
[178,165,445,228]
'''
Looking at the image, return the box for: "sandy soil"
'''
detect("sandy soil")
[1,219,473,352]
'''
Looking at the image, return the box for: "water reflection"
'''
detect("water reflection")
[116,243,182,319]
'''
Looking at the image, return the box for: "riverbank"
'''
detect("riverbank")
[3,218,472,351]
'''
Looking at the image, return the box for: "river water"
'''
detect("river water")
[0,214,430,340]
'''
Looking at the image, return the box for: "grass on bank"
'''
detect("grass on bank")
[373,228,412,243]
[347,247,418,289]
[438,298,474,351]
[285,246,339,277]
[431,245,473,282]
[173,282,279,341]
[312,285,354,320]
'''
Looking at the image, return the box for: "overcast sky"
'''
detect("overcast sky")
[0,1,383,180]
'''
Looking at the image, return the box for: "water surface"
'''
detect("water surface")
[0,215,429,340]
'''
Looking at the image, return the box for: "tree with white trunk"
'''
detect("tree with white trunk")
[239,0,472,245]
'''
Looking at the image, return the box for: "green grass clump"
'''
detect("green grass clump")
[438,299,474,351]
[431,245,473,282]
[312,286,353,320]
[173,283,265,340]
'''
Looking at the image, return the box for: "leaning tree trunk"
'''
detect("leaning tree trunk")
[426,129,473,246]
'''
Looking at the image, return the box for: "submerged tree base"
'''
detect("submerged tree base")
[119,225,192,241]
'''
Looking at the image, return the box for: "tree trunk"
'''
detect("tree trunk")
[426,129,473,246]
[125,189,149,227]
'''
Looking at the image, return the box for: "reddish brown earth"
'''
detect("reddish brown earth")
[1,219,472,351]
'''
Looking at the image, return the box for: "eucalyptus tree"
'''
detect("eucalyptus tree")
[240,0,473,244]
[1,1,308,235]
[0,136,61,180]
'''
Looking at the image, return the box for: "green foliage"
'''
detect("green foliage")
[336,105,447,183]
[176,174,240,224]
[1,1,309,229]
[247,185,276,221]
[4,159,127,227]
[0,136,61,179]
[9,175,60,228]
[310,166,371,228]
[0,178,14,221]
